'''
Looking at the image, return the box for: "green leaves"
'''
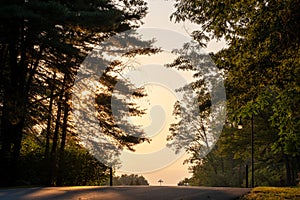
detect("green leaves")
[171,0,300,186]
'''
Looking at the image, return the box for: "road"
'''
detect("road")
[0,186,251,200]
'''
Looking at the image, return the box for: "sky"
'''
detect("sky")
[142,0,226,53]
[114,0,226,186]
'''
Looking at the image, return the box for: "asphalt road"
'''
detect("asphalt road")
[0,186,251,200]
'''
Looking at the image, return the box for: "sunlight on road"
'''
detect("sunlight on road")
[0,186,251,200]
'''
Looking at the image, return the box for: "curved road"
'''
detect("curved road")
[0,186,250,200]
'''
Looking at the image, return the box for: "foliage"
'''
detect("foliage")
[72,32,158,168]
[170,0,300,186]
[176,114,290,187]
[177,178,190,186]
[166,40,226,165]
[112,174,149,186]
[55,145,109,186]
[17,137,109,186]
[0,0,149,186]
[240,187,300,200]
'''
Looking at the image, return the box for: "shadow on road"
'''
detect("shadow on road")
[0,186,251,200]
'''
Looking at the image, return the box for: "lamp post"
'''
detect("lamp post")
[109,167,113,186]
[245,164,249,188]
[250,114,254,188]
[238,115,254,188]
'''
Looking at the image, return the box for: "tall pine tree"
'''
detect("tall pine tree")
[0,0,148,186]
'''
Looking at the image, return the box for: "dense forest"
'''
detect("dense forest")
[170,0,300,187]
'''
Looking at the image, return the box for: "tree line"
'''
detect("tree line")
[168,0,300,187]
[112,174,149,186]
[0,0,152,186]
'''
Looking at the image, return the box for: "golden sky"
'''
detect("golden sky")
[114,0,226,186]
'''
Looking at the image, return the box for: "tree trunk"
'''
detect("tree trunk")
[285,155,292,186]
[43,72,56,185]
[45,72,56,158]
[0,21,27,186]
[48,74,67,186]
[57,91,70,186]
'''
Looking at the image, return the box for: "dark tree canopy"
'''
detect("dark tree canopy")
[0,0,149,186]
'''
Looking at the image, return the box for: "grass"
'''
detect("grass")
[240,187,300,200]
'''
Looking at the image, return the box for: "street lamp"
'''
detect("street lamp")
[237,120,243,130]
[238,115,254,188]
[109,167,113,186]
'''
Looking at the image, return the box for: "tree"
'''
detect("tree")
[177,178,190,186]
[171,0,300,185]
[177,118,286,187]
[0,0,148,186]
[112,174,149,186]
[71,30,159,171]
[166,41,226,165]
[18,138,110,186]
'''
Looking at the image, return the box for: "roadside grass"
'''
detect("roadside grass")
[240,187,300,200]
